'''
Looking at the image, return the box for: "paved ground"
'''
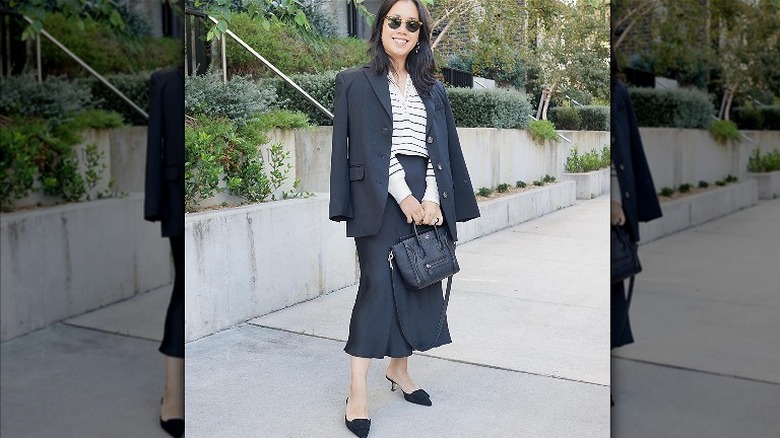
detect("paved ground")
[1,195,612,437]
[611,198,780,437]
[184,195,611,438]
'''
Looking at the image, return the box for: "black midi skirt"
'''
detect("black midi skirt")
[344,154,452,359]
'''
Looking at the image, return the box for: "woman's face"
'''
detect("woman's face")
[381,0,421,67]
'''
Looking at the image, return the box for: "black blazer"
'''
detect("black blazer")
[329,66,480,240]
[611,80,662,242]
[144,66,184,238]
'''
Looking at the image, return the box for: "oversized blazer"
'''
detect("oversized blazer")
[144,66,185,238]
[329,65,480,240]
[611,80,662,242]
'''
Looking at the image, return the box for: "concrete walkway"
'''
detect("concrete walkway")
[185,196,611,437]
[1,195,611,437]
[612,198,780,437]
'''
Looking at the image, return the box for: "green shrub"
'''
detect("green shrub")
[516,180,527,188]
[565,145,611,173]
[760,106,780,130]
[549,106,581,130]
[660,187,674,197]
[0,75,93,124]
[446,87,532,129]
[709,119,740,145]
[578,106,610,131]
[543,174,556,183]
[79,72,152,126]
[40,14,181,77]
[225,13,368,77]
[715,180,726,186]
[731,105,764,130]
[628,87,714,128]
[528,120,558,145]
[476,187,493,197]
[698,180,709,188]
[0,114,124,211]
[261,71,337,127]
[185,74,277,126]
[496,183,510,193]
[255,110,310,130]
[533,179,544,186]
[748,148,780,173]
[679,183,692,193]
[725,174,738,183]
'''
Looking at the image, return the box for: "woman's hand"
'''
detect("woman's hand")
[611,200,626,226]
[399,195,425,224]
[421,200,444,226]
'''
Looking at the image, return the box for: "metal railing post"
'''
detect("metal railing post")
[221,34,226,83]
[35,32,41,83]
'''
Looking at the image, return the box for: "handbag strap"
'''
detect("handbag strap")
[618,275,636,342]
[389,260,453,351]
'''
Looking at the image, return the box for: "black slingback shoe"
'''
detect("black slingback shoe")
[385,376,432,407]
[345,398,371,438]
[159,398,184,438]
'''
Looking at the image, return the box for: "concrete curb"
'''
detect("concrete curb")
[639,180,759,244]
[561,168,610,200]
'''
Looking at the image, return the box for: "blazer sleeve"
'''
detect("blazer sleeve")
[623,83,662,223]
[329,72,353,222]
[144,71,164,222]
[441,84,480,222]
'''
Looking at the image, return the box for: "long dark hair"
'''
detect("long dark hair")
[369,0,436,95]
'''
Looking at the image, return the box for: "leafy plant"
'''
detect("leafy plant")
[476,187,493,197]
[445,87,532,129]
[565,145,610,173]
[496,183,510,193]
[543,174,556,183]
[725,174,738,183]
[255,109,310,130]
[185,74,277,127]
[533,180,544,187]
[698,180,709,188]
[709,119,741,145]
[715,180,726,187]
[628,87,714,128]
[548,106,581,130]
[528,120,558,145]
[660,187,674,197]
[516,180,527,188]
[747,148,780,173]
[679,183,692,193]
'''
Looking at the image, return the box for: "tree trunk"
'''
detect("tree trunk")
[724,86,737,121]
[541,83,556,120]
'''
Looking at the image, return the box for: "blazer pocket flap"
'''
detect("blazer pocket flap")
[165,165,180,180]
[349,165,364,181]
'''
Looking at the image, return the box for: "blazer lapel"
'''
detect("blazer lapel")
[421,91,434,136]
[363,67,392,120]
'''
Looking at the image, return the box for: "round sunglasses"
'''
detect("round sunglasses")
[384,15,422,33]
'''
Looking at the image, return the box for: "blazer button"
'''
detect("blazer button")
[624,192,630,199]
[442,191,448,199]
[382,127,388,131]
[619,164,625,171]
[437,163,443,170]
[427,136,434,143]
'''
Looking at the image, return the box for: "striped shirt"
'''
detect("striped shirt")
[387,72,440,204]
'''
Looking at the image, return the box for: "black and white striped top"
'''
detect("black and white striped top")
[387,72,440,204]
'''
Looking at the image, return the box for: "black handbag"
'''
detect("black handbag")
[389,224,459,351]
[611,225,641,284]
[390,224,459,290]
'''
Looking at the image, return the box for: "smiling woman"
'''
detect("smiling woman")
[328,0,480,436]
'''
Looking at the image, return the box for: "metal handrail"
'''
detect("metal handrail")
[185,8,334,120]
[21,15,149,119]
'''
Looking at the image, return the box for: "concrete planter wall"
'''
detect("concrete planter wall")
[268,127,609,194]
[184,195,358,342]
[638,128,780,190]
[560,168,610,200]
[0,195,173,341]
[457,181,577,244]
[744,171,780,200]
[639,181,759,244]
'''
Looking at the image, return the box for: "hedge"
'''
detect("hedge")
[732,106,780,131]
[445,87,531,129]
[260,71,337,127]
[549,105,610,131]
[225,13,368,77]
[40,14,181,77]
[186,73,278,127]
[79,73,153,126]
[627,87,714,129]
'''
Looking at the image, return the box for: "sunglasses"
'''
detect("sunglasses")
[384,15,422,33]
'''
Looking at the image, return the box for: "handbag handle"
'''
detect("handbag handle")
[412,223,447,250]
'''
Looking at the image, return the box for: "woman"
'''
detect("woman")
[144,65,185,438]
[329,1,479,436]
[610,53,662,356]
